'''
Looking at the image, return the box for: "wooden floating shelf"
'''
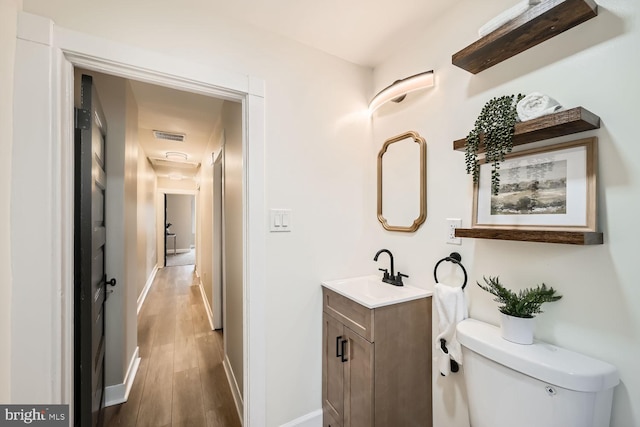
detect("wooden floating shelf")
[453,107,600,152]
[452,0,598,74]
[455,228,603,245]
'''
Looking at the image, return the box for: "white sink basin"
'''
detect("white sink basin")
[322,275,431,309]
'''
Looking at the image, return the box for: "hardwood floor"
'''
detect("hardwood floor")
[105,265,241,427]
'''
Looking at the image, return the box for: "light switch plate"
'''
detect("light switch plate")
[270,209,292,232]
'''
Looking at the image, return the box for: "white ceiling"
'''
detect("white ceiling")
[211,0,454,67]
[130,1,454,180]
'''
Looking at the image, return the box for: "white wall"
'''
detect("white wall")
[0,0,22,404]
[370,1,640,426]
[20,3,374,424]
[166,194,195,251]
[12,2,639,427]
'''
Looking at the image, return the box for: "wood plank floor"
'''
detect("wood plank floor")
[105,265,241,427]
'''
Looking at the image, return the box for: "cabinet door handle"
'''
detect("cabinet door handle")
[340,339,348,363]
[336,335,343,358]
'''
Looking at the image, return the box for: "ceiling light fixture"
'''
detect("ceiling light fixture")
[165,151,188,161]
[369,70,435,114]
[168,173,183,181]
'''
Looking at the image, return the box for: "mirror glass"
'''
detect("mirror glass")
[377,131,426,232]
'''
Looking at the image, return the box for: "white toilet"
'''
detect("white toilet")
[457,318,619,427]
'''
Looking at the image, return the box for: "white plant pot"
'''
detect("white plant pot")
[500,313,535,345]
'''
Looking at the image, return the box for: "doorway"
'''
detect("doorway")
[11,20,267,426]
[165,194,196,267]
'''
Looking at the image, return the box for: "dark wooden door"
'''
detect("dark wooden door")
[74,74,111,427]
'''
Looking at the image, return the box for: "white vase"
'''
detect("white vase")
[500,313,535,345]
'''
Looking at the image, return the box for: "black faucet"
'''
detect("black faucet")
[373,249,408,286]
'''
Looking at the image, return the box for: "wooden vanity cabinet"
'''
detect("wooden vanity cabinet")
[322,287,432,427]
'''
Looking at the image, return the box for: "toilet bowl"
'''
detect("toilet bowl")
[457,318,619,427]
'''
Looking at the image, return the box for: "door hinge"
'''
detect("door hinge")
[74,108,90,130]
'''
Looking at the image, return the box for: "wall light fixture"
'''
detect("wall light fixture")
[369,70,434,114]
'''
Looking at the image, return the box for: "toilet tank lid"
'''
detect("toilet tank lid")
[457,319,619,392]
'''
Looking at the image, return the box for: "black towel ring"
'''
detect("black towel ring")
[433,252,468,290]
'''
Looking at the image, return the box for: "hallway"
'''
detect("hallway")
[105,265,241,427]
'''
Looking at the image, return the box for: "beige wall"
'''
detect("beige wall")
[195,101,244,397]
[136,154,157,297]
[196,122,223,313]
[370,1,640,426]
[123,80,140,371]
[222,101,244,399]
[157,177,197,192]
[0,0,22,404]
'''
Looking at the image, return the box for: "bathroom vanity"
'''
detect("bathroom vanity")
[322,276,432,427]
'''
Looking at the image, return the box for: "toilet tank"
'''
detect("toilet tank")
[457,319,619,427]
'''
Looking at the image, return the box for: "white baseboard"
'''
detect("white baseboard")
[197,277,215,331]
[137,264,158,315]
[279,409,323,427]
[223,355,244,426]
[104,347,141,407]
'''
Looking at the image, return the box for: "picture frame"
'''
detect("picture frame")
[473,137,597,231]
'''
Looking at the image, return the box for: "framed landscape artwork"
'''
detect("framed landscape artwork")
[473,137,597,231]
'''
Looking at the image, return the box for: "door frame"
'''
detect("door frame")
[12,12,266,426]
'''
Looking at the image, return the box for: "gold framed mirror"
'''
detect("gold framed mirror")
[377,131,427,232]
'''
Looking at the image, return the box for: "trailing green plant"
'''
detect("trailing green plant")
[477,276,562,318]
[465,94,525,195]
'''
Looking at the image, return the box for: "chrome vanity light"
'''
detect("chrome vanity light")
[368,70,434,114]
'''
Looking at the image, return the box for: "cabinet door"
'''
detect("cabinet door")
[343,327,374,427]
[323,313,345,424]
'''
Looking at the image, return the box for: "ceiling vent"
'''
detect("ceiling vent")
[153,130,186,142]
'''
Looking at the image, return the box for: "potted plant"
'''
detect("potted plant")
[477,276,562,344]
[465,94,524,195]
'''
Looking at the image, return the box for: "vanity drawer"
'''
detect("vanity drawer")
[323,288,373,342]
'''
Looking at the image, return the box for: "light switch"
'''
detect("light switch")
[270,209,292,232]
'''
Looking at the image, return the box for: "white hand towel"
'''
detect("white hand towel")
[517,92,563,122]
[434,283,468,376]
[478,0,532,37]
